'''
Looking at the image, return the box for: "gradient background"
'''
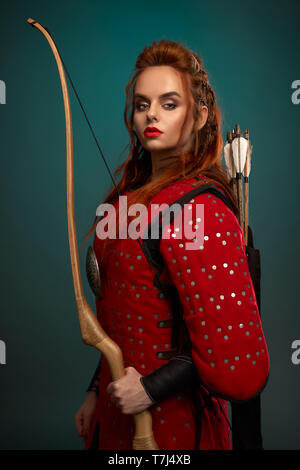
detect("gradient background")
[0,0,299,450]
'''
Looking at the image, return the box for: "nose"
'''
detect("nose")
[146,102,159,122]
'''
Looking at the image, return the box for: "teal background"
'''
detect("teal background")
[1,0,299,450]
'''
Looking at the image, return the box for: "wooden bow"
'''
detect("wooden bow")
[27,18,158,450]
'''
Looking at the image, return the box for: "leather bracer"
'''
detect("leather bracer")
[140,347,199,404]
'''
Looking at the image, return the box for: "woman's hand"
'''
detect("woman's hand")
[106,366,154,414]
[74,391,98,438]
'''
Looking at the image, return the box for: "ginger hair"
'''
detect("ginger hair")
[82,39,237,262]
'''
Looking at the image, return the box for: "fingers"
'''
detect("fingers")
[74,411,84,437]
[82,413,93,437]
[107,381,121,403]
[75,409,93,438]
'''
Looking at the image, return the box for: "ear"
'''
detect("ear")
[195,105,208,132]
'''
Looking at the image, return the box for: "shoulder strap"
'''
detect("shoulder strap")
[142,181,235,288]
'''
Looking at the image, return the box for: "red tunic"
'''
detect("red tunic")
[84,175,270,450]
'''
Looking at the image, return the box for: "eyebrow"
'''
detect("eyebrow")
[133,91,182,100]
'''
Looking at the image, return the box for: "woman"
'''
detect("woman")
[74,39,270,450]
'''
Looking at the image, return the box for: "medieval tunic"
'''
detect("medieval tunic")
[84,175,269,450]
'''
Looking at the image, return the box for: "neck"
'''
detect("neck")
[150,151,178,183]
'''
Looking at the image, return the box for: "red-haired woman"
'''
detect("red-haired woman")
[74,40,270,450]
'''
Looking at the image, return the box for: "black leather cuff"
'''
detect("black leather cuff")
[140,354,199,403]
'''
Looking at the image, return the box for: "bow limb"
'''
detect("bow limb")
[27,18,158,450]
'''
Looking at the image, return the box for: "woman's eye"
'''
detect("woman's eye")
[135,103,177,111]
[135,103,147,111]
[164,103,177,110]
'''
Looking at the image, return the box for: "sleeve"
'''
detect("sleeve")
[86,357,101,395]
[140,339,199,403]
[159,191,270,402]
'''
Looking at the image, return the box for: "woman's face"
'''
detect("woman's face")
[133,65,207,158]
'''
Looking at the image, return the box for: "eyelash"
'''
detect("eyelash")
[135,103,177,111]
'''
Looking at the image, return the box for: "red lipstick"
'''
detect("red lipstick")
[144,126,163,138]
